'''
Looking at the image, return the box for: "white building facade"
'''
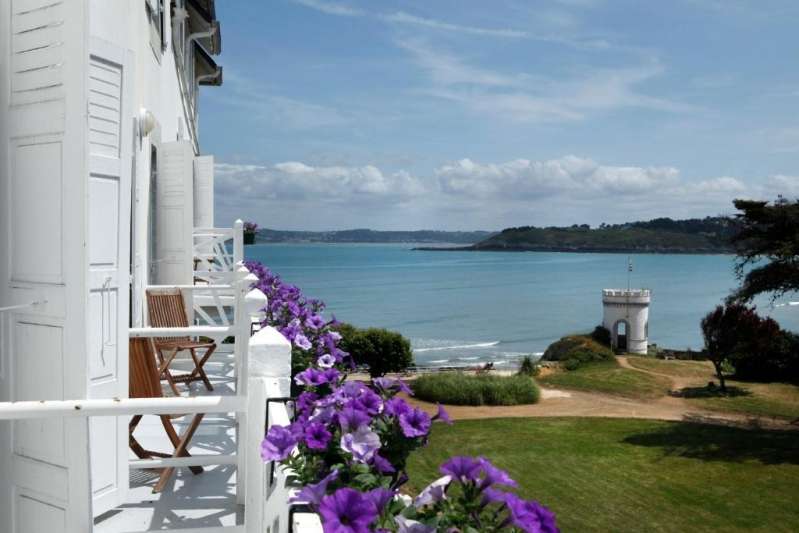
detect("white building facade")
[0,1,226,530]
[602,289,651,355]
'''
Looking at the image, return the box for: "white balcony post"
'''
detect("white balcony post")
[243,326,292,532]
[234,219,244,266]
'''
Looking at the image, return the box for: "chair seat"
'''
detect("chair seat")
[156,339,216,351]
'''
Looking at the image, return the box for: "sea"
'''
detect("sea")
[245,243,799,369]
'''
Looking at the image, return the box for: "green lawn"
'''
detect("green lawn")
[406,418,799,533]
[626,356,715,379]
[539,360,671,399]
[625,357,799,419]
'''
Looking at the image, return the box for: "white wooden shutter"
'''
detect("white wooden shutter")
[0,1,93,532]
[193,155,215,228]
[155,141,195,285]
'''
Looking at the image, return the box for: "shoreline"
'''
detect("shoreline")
[413,245,735,255]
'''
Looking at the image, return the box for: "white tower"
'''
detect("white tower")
[602,289,651,354]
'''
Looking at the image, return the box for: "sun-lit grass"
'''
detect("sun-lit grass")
[539,360,671,400]
[406,417,799,533]
[626,356,715,380]
[412,372,540,406]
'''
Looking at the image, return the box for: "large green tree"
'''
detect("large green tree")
[336,323,413,378]
[729,197,799,303]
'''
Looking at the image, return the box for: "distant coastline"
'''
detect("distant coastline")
[256,216,738,255]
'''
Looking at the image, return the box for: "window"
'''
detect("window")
[146,0,167,60]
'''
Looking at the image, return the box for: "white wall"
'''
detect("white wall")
[602,291,650,355]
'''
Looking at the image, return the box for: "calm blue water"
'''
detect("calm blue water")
[246,244,799,368]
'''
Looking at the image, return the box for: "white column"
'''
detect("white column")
[243,326,292,531]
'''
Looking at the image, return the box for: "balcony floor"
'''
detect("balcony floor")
[94,347,242,532]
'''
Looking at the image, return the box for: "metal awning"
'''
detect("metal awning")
[187,0,221,55]
[194,41,223,86]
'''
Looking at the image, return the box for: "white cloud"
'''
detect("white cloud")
[383,11,528,39]
[398,40,696,122]
[292,0,364,17]
[763,175,799,198]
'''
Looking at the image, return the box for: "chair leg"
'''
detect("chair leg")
[158,348,182,396]
[153,414,205,493]
[160,416,203,475]
[188,345,215,391]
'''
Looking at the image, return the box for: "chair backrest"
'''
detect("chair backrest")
[147,289,191,343]
[129,337,164,399]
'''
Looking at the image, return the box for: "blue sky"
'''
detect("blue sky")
[205,0,799,230]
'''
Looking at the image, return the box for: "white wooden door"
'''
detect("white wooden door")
[86,38,133,516]
[155,141,195,285]
[0,1,93,532]
[194,155,214,228]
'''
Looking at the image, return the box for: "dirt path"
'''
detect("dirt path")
[403,359,798,431]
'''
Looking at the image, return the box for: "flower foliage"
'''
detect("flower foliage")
[243,221,259,233]
[247,260,558,532]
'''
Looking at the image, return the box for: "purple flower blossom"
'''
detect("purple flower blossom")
[305,314,326,330]
[318,488,378,533]
[295,368,329,387]
[413,475,451,508]
[291,469,339,507]
[261,425,297,461]
[366,487,395,512]
[340,426,381,463]
[399,408,431,438]
[317,353,337,368]
[304,422,332,451]
[322,368,341,384]
[384,397,411,417]
[440,456,482,483]
[503,493,559,533]
[395,516,435,533]
[432,403,452,425]
[294,333,312,350]
[371,453,396,474]
[478,457,518,489]
[338,407,372,432]
[296,392,319,415]
[353,390,383,415]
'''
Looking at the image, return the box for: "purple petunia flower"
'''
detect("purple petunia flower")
[340,426,381,463]
[296,392,319,416]
[413,475,452,508]
[478,456,518,489]
[353,390,383,416]
[366,487,395,512]
[294,333,312,350]
[295,368,329,387]
[338,407,372,432]
[317,353,337,368]
[440,456,483,483]
[322,367,342,384]
[432,403,452,425]
[399,408,431,438]
[260,425,297,461]
[395,516,436,533]
[384,397,411,417]
[503,493,560,533]
[318,488,378,533]
[305,314,326,330]
[304,422,332,451]
[290,469,339,508]
[371,453,396,474]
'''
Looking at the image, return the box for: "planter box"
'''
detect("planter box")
[244,232,256,245]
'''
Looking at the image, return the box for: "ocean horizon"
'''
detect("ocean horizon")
[245,243,799,368]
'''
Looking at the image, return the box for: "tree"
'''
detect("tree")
[729,197,799,303]
[336,324,413,378]
[700,304,780,390]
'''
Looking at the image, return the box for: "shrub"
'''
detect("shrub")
[517,355,540,377]
[336,323,413,378]
[413,373,540,406]
[591,325,612,346]
[542,335,615,364]
[564,358,582,371]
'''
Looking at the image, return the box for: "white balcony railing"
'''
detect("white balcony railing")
[0,236,318,532]
[193,220,244,285]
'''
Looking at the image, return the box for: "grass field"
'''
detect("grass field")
[406,417,799,533]
[413,372,540,406]
[539,360,671,399]
[625,356,799,419]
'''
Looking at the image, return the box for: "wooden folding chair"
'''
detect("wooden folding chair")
[147,289,217,394]
[129,337,205,493]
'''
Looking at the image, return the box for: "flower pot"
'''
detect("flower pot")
[244,232,256,245]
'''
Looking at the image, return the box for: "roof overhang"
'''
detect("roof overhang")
[194,42,223,86]
[187,0,221,55]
